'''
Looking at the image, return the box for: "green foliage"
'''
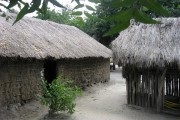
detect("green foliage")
[88,0,101,4]
[86,5,96,11]
[71,0,97,18]
[133,9,160,24]
[1,0,179,35]
[78,0,179,47]
[13,3,29,25]
[108,0,135,8]
[73,4,84,10]
[36,9,85,30]
[28,0,41,13]
[145,0,180,17]
[0,0,66,24]
[7,0,18,9]
[103,0,179,35]
[81,1,119,47]
[36,9,71,24]
[70,17,85,30]
[48,0,65,8]
[104,21,130,36]
[140,0,169,16]
[102,0,169,36]
[71,11,83,15]
[37,76,81,115]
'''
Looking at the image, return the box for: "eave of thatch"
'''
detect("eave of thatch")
[0,15,112,60]
[112,17,180,67]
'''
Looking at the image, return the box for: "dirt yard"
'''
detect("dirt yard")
[1,68,179,120]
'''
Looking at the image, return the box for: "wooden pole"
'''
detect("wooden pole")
[157,68,167,112]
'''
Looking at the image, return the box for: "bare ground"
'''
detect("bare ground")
[1,68,180,120]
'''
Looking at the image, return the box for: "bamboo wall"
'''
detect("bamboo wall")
[123,65,180,112]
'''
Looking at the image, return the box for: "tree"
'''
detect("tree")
[36,9,72,24]
[83,0,180,47]
[82,1,119,47]
[0,0,67,24]
[0,0,171,34]
[144,0,180,17]
[36,8,85,30]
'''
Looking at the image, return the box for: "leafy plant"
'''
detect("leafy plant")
[36,9,72,24]
[36,9,85,30]
[37,75,81,116]
[0,0,177,34]
[81,1,119,47]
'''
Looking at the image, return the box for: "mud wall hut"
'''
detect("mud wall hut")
[0,15,112,107]
[112,18,180,113]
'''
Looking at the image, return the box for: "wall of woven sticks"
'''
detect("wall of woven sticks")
[122,65,180,112]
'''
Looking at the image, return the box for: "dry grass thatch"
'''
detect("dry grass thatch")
[0,15,112,59]
[112,17,180,67]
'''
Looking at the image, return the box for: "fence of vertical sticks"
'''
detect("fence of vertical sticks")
[122,65,180,113]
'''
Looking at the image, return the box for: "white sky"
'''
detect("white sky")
[0,0,95,17]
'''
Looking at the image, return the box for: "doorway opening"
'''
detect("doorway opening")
[43,60,57,83]
[163,69,180,114]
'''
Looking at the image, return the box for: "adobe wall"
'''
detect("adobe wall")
[0,57,110,106]
[0,60,43,106]
[57,58,110,88]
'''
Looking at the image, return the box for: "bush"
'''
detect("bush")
[37,75,81,116]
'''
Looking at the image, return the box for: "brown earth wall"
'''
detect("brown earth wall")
[0,60,43,106]
[57,58,110,88]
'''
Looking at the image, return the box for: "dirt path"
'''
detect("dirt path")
[1,68,180,120]
[39,68,179,120]
[66,68,179,120]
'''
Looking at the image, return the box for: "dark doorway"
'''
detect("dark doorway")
[163,68,180,115]
[43,60,57,83]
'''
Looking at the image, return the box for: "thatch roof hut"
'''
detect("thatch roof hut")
[0,15,111,59]
[0,15,112,107]
[112,18,180,114]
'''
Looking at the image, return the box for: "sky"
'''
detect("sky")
[0,0,95,17]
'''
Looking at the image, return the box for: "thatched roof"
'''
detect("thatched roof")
[0,15,112,60]
[112,18,180,67]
